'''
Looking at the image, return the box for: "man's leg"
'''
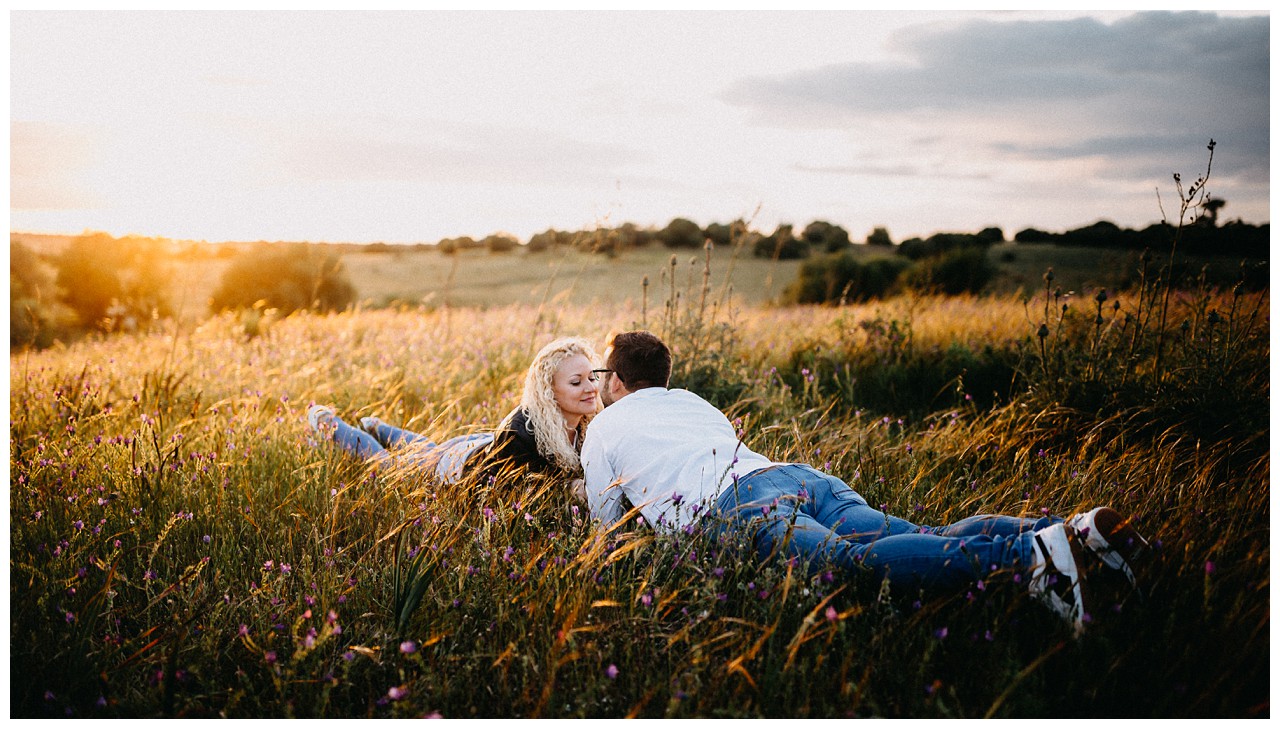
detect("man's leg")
[930,513,1061,538]
[728,465,1039,594]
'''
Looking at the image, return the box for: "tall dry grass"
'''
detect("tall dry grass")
[9,266,1269,717]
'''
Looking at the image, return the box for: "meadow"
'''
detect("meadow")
[8,247,1270,718]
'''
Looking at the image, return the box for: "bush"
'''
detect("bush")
[11,240,72,348]
[783,253,909,304]
[902,247,996,295]
[897,231,994,261]
[482,233,519,254]
[210,243,357,314]
[52,232,172,331]
[752,224,810,260]
[802,221,852,252]
[865,227,894,247]
[658,218,704,249]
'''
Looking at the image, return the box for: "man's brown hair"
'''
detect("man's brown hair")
[606,330,671,391]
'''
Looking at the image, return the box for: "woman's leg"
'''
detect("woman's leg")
[363,418,435,449]
[326,415,390,461]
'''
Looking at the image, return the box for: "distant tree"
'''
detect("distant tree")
[52,232,172,331]
[11,239,72,347]
[658,218,704,249]
[526,229,559,253]
[752,224,811,260]
[704,222,734,248]
[1014,227,1055,243]
[866,227,894,247]
[53,232,124,328]
[631,226,659,248]
[210,243,356,314]
[482,232,519,253]
[897,230,996,260]
[976,227,1005,244]
[802,221,851,252]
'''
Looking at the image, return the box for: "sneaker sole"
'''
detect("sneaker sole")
[1069,507,1149,587]
[1032,523,1089,636]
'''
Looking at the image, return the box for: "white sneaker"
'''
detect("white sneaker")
[1029,522,1089,635]
[307,405,336,434]
[359,416,384,434]
[1067,507,1149,588]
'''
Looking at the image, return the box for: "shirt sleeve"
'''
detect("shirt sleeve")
[581,425,625,527]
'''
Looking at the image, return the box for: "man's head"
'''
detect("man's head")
[600,330,671,406]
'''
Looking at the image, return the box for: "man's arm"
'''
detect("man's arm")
[581,430,625,526]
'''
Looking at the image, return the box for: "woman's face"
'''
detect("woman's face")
[551,354,600,421]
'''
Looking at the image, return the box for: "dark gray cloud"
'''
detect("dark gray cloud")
[724,11,1268,181]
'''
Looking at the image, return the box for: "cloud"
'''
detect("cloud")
[793,162,990,180]
[723,11,1268,180]
[270,119,649,188]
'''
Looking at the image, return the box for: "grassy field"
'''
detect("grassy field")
[8,239,1269,718]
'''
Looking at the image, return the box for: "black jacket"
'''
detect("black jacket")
[467,407,571,480]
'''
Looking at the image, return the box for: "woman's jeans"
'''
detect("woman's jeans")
[708,464,1059,595]
[327,417,493,483]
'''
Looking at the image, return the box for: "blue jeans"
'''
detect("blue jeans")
[708,465,1059,594]
[327,417,493,482]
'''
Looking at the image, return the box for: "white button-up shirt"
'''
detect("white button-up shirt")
[581,387,777,532]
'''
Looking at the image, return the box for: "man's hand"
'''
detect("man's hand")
[570,478,587,503]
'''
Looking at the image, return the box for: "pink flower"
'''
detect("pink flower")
[388,685,407,700]
[400,640,417,654]
[605,664,619,679]
[824,605,838,622]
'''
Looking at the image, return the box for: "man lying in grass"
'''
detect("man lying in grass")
[581,330,1148,635]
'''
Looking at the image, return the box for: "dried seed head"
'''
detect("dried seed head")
[1037,323,1050,339]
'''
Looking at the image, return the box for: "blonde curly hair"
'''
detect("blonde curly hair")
[516,336,600,471]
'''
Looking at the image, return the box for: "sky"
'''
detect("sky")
[9,9,1271,245]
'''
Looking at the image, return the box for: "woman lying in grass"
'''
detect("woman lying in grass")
[307,336,600,488]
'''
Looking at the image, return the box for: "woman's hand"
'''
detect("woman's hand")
[570,478,587,503]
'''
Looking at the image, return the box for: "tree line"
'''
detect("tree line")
[10,209,1268,348]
